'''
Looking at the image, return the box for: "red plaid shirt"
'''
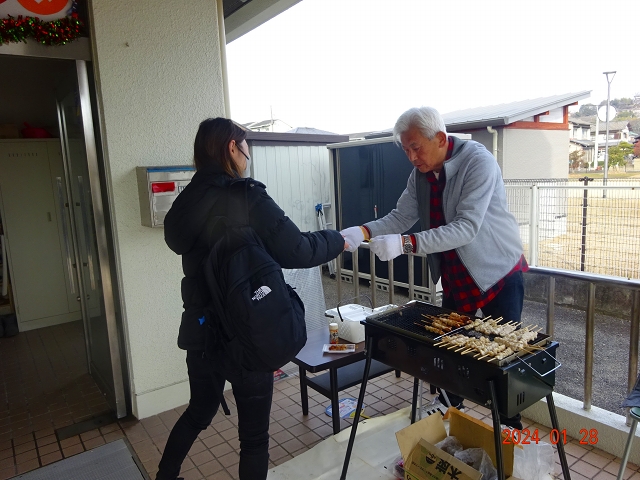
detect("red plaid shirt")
[425,137,528,312]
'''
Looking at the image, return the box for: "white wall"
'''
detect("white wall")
[251,145,332,233]
[469,129,504,172]
[90,1,226,418]
[539,106,564,123]
[501,129,569,179]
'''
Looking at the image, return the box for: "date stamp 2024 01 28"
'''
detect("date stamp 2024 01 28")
[502,428,599,445]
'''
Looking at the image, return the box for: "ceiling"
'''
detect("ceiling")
[222,0,303,43]
[223,0,253,18]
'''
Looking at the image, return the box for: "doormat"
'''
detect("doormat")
[273,369,289,382]
[325,398,369,419]
[11,438,148,479]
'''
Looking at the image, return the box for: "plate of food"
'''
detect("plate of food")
[322,343,356,353]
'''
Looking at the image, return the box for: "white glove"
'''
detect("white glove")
[340,226,365,252]
[369,234,403,261]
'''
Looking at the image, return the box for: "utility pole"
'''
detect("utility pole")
[593,114,599,170]
[603,71,616,197]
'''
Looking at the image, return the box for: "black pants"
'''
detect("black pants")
[439,271,524,428]
[156,351,273,480]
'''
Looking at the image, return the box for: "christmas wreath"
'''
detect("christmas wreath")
[0,0,84,46]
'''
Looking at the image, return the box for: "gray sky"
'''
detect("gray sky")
[227,0,638,134]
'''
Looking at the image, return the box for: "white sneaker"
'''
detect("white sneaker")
[423,399,447,417]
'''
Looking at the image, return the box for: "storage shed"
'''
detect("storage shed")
[246,131,348,233]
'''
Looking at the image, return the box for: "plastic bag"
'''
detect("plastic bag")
[454,448,497,480]
[435,435,464,456]
[512,441,555,480]
[386,455,404,479]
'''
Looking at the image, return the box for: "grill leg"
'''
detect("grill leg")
[411,377,419,423]
[330,367,341,434]
[488,380,505,480]
[299,366,309,416]
[547,393,572,480]
[340,336,374,480]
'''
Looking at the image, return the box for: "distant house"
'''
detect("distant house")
[570,118,592,140]
[243,119,292,133]
[569,118,595,168]
[590,121,630,143]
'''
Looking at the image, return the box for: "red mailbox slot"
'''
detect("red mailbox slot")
[151,182,176,194]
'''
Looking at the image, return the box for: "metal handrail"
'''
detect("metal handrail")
[533,185,640,190]
[528,266,640,414]
[336,247,640,415]
[336,242,431,307]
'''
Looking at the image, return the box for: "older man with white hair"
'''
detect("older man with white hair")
[340,106,527,430]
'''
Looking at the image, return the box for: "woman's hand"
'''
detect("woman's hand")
[340,226,366,252]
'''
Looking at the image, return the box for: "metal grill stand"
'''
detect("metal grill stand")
[339,335,572,480]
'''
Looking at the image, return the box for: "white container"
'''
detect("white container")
[324,304,397,344]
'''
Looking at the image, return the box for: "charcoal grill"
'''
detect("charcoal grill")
[340,301,571,480]
[367,300,552,367]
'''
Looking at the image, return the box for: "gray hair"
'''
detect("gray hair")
[393,106,447,144]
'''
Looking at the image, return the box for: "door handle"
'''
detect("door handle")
[77,176,96,290]
[56,177,76,294]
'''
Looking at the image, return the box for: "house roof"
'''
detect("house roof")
[569,118,592,126]
[590,121,629,133]
[571,139,594,148]
[350,92,592,138]
[244,119,294,130]
[246,130,348,145]
[287,127,339,135]
[246,119,279,128]
[442,91,591,132]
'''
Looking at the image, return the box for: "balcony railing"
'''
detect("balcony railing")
[336,243,640,418]
[504,181,640,279]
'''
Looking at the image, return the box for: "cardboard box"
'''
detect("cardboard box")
[396,408,518,480]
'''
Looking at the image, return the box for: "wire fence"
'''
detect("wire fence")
[504,179,640,279]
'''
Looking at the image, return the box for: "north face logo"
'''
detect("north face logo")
[251,286,272,301]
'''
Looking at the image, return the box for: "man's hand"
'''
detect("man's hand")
[340,226,365,252]
[369,234,403,261]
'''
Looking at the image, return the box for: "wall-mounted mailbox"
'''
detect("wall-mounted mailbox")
[136,166,195,227]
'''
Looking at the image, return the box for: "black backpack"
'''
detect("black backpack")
[202,180,307,374]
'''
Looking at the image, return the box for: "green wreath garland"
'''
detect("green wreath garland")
[0,2,84,46]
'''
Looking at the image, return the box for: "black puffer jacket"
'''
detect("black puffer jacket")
[164,163,345,350]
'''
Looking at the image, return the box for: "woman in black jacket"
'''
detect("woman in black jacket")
[156,118,345,480]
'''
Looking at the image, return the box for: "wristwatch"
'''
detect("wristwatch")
[402,235,413,254]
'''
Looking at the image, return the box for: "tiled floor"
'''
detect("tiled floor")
[0,323,638,480]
